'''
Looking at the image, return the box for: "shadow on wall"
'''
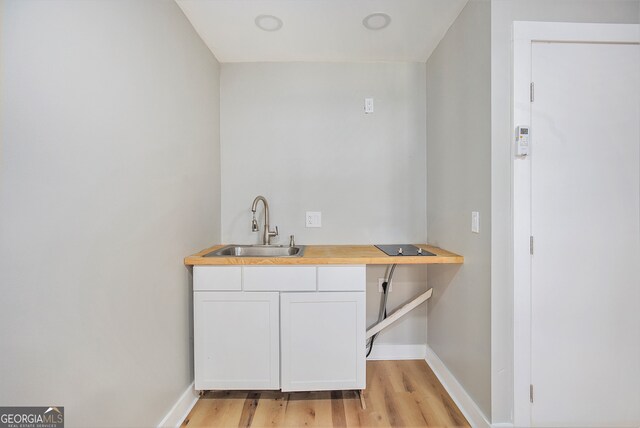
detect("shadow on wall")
[427,264,462,309]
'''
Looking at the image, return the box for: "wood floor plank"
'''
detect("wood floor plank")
[281,391,332,427]
[311,391,334,427]
[247,392,289,427]
[364,362,394,427]
[238,392,260,427]
[391,391,430,427]
[214,391,249,427]
[379,365,406,427]
[384,360,410,393]
[404,360,443,400]
[330,391,347,427]
[182,360,470,427]
[343,390,369,427]
[181,391,247,428]
[406,361,469,426]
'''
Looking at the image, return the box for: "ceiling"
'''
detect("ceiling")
[175,0,469,63]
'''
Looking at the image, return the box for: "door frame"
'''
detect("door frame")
[511,21,639,427]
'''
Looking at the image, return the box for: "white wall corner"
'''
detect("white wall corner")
[366,344,427,361]
[157,382,199,428]
[425,346,491,428]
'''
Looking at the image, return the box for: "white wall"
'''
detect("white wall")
[490,0,640,423]
[425,0,492,419]
[220,62,429,347]
[0,1,220,427]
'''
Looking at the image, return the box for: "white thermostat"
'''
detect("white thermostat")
[516,126,530,157]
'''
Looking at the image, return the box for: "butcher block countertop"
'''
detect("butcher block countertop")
[184,244,463,266]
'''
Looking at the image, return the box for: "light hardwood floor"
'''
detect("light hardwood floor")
[181,360,469,427]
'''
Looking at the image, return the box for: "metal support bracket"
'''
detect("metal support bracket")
[365,288,433,339]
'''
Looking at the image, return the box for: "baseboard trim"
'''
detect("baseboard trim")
[425,346,491,428]
[157,382,199,428]
[157,347,495,427]
[366,344,426,360]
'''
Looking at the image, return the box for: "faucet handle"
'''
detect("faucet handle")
[269,225,279,238]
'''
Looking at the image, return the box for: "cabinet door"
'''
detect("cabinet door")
[194,292,279,390]
[280,292,365,391]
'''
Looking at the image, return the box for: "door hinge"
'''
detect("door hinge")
[530,82,535,102]
[530,384,534,403]
[530,236,534,255]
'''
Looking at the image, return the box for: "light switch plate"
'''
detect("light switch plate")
[472,211,480,233]
[306,211,321,228]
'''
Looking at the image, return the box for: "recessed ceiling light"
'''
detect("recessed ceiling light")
[255,14,283,32]
[362,13,391,31]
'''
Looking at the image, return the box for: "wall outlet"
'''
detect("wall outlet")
[378,278,393,292]
[306,211,321,228]
[364,97,374,114]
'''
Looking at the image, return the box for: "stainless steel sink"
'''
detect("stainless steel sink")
[204,244,305,258]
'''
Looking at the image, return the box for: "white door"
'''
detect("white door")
[194,291,280,390]
[529,41,640,426]
[280,292,366,392]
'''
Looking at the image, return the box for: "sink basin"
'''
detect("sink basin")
[204,245,305,258]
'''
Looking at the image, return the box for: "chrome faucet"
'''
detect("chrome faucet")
[251,195,278,245]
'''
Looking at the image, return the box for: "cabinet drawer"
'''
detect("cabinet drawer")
[318,265,366,291]
[193,266,242,291]
[243,266,316,291]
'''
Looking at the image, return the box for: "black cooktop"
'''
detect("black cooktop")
[375,244,435,257]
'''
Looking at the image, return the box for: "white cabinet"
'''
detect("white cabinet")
[194,291,279,390]
[280,292,366,391]
[317,266,366,291]
[193,266,241,291]
[193,265,365,392]
[243,266,316,291]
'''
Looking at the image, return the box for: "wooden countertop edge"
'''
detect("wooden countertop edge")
[184,244,464,266]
